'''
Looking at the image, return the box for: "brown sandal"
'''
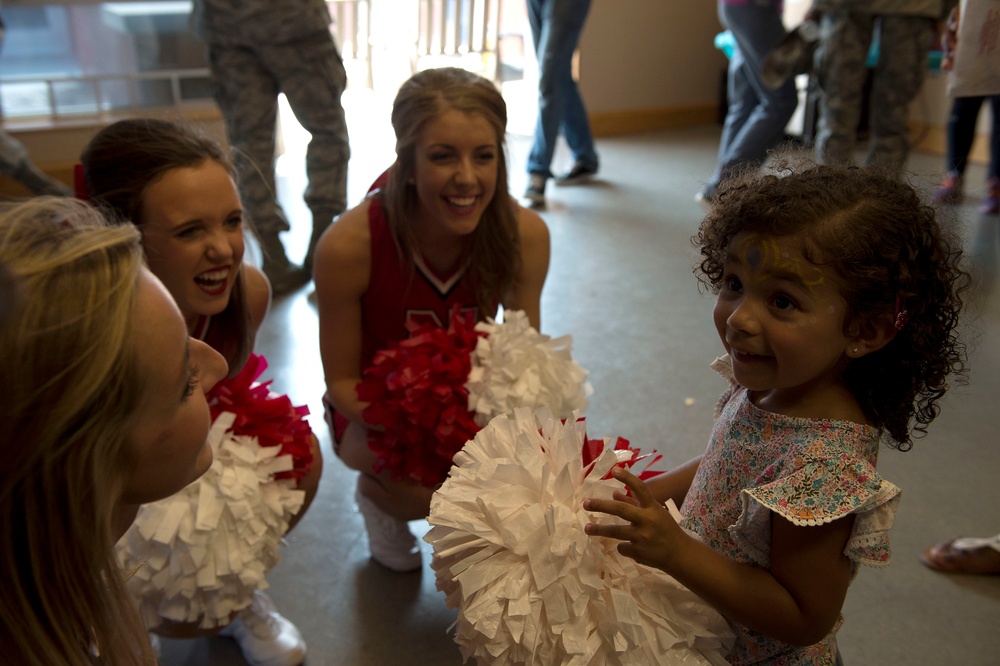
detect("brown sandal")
[920,536,1000,575]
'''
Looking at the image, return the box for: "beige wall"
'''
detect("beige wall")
[579,0,726,135]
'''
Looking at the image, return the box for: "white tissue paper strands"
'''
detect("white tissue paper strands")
[466,310,593,427]
[426,407,734,665]
[115,412,305,629]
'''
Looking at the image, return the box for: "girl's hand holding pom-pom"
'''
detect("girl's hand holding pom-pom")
[585,467,688,572]
[425,407,733,666]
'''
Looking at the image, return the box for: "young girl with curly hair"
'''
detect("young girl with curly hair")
[585,162,970,665]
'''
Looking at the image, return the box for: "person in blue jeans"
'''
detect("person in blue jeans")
[523,0,600,208]
[697,0,797,207]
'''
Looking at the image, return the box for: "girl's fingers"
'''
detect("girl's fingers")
[611,489,639,506]
[584,521,630,540]
[583,497,631,519]
[610,466,656,505]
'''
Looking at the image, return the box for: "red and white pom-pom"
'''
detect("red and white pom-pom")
[115,412,305,629]
[357,309,482,487]
[209,353,315,483]
[467,310,592,427]
[426,407,733,666]
[358,310,594,488]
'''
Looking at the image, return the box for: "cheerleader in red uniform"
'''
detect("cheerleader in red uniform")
[314,67,551,572]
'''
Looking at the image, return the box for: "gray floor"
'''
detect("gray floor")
[159,116,1000,665]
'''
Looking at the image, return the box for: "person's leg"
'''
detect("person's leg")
[814,11,873,165]
[983,95,1000,214]
[947,96,984,176]
[552,0,598,175]
[337,421,429,572]
[988,95,1000,181]
[708,0,797,193]
[527,0,591,179]
[865,15,934,170]
[703,43,754,200]
[207,43,308,292]
[266,35,351,274]
[933,95,983,202]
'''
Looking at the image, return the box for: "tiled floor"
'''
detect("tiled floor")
[158,104,1000,664]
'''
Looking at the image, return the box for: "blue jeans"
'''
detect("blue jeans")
[526,0,599,178]
[706,0,797,194]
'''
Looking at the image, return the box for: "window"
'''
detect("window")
[0,2,212,119]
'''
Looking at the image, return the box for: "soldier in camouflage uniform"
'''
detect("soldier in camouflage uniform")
[812,0,943,170]
[192,0,350,294]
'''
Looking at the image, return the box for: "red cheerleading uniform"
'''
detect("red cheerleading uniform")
[325,194,499,444]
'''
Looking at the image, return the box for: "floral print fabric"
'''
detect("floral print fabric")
[680,356,901,665]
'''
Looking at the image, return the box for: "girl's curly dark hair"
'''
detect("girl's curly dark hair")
[694,161,970,450]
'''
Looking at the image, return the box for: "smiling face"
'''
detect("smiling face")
[713,233,858,412]
[139,159,244,327]
[121,270,228,506]
[412,107,499,245]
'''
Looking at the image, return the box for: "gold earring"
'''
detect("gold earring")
[852,347,860,355]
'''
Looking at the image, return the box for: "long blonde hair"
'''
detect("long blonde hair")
[0,197,156,665]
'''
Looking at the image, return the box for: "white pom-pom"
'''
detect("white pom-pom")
[426,407,734,665]
[466,310,593,427]
[116,412,305,629]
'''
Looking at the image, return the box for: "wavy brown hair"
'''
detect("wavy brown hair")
[382,66,520,316]
[695,161,970,450]
[82,117,253,375]
[0,197,155,665]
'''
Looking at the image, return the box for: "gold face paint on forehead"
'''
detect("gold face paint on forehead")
[732,233,826,294]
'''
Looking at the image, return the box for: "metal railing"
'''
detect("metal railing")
[0,68,213,120]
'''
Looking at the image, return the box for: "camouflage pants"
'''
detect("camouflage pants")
[814,12,934,171]
[207,31,350,239]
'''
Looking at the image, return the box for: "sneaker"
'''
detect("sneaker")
[523,174,547,208]
[355,487,422,572]
[554,162,598,186]
[219,590,306,666]
[932,173,963,204]
[981,177,999,215]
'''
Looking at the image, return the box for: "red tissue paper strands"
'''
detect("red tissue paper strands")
[208,353,315,483]
[357,309,482,487]
[581,428,663,482]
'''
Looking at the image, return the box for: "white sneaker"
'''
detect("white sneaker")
[355,487,422,572]
[219,590,306,666]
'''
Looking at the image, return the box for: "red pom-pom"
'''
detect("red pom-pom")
[581,423,663,481]
[358,308,483,487]
[207,353,315,483]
